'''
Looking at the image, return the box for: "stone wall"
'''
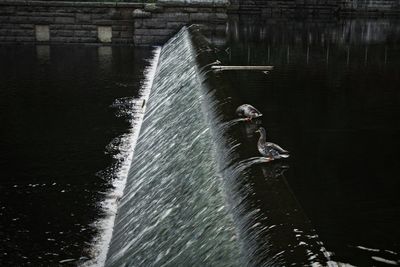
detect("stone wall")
[1,0,399,46]
[338,0,400,16]
[0,0,228,45]
[228,0,400,17]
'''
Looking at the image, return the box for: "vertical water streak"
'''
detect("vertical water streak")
[82,48,161,267]
[105,28,241,267]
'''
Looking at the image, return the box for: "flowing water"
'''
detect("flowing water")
[105,26,339,267]
[105,28,241,267]
[1,19,399,267]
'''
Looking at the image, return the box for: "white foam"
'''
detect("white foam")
[356,245,380,252]
[81,47,161,267]
[371,256,399,265]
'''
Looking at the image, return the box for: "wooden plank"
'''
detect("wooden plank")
[211,65,274,71]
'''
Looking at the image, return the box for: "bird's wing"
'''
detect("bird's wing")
[266,142,289,153]
[248,105,261,114]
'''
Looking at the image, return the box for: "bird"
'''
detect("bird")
[236,104,262,121]
[255,127,289,160]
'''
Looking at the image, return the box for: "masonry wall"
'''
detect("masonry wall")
[0,0,228,45]
[1,0,399,46]
[228,0,400,17]
[338,0,400,16]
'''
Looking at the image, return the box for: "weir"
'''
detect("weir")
[105,27,241,267]
[105,26,338,266]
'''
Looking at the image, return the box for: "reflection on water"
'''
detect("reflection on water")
[218,18,400,266]
[0,45,153,265]
[1,19,399,266]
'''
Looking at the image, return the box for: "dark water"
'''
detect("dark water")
[0,45,152,265]
[217,18,400,266]
[1,19,400,267]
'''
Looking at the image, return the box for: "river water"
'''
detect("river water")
[0,45,153,265]
[0,19,399,267]
[218,18,400,266]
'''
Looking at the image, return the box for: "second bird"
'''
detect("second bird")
[255,127,290,160]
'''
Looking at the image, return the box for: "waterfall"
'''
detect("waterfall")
[105,26,336,267]
[105,27,242,267]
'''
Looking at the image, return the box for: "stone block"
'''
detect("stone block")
[215,13,228,20]
[78,37,97,43]
[134,19,143,28]
[47,36,67,43]
[9,29,34,36]
[0,6,15,15]
[3,36,16,42]
[94,19,114,26]
[215,8,227,13]
[82,24,97,30]
[111,19,132,26]
[64,25,82,30]
[112,31,121,37]
[0,15,9,23]
[144,3,164,12]
[10,16,30,23]
[74,30,91,37]
[51,12,75,18]
[76,13,91,23]
[52,8,77,14]
[190,12,212,21]
[163,7,185,13]
[30,16,54,24]
[196,7,213,13]
[132,9,152,18]
[19,24,34,29]
[0,29,9,35]
[16,36,35,42]
[109,8,122,19]
[54,30,74,37]
[92,13,109,20]
[134,35,166,45]
[113,25,130,31]
[166,21,185,29]
[134,28,174,36]
[164,12,189,22]
[183,7,199,13]
[55,17,75,24]
[120,31,133,38]
[142,19,166,29]
[97,26,112,43]
[35,25,50,41]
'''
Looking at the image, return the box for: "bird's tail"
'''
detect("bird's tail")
[279,153,290,159]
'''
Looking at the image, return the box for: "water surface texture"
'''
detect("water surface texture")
[218,18,400,266]
[0,45,152,265]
